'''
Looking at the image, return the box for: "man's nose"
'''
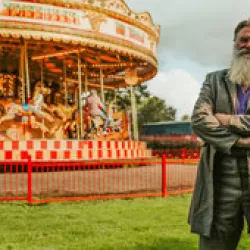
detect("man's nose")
[244,38,250,48]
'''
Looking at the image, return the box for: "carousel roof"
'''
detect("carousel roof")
[0,0,160,88]
[36,0,160,40]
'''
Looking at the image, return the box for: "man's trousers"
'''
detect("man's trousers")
[199,152,250,250]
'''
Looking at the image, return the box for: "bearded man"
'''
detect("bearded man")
[189,19,250,250]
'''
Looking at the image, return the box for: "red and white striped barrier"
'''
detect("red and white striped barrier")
[0,140,152,161]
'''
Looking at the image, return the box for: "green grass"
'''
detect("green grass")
[0,194,249,250]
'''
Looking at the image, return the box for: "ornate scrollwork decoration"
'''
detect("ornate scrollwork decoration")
[84,10,107,32]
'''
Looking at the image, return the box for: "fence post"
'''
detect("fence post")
[162,154,167,197]
[27,155,32,205]
[181,148,186,164]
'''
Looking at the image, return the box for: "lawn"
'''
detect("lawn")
[0,194,249,250]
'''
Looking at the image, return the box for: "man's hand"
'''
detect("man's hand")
[215,113,232,127]
[235,137,250,148]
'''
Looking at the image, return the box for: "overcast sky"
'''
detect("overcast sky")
[126,0,250,119]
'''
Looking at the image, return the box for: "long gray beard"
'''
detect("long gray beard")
[229,49,250,87]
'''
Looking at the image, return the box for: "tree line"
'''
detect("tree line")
[105,84,190,133]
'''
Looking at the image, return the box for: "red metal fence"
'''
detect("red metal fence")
[0,155,198,204]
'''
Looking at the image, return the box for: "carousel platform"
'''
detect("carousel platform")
[0,140,152,162]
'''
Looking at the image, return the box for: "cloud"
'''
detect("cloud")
[146,52,217,120]
[126,0,250,66]
[125,0,250,118]
[147,69,201,119]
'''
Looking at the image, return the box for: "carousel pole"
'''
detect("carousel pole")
[63,60,67,105]
[78,52,83,138]
[113,89,117,112]
[24,40,30,102]
[125,67,139,141]
[40,59,44,85]
[20,41,26,104]
[100,67,105,102]
[74,64,79,139]
[20,40,27,139]
[84,69,88,92]
[74,84,77,105]
[40,60,45,139]
[130,85,139,141]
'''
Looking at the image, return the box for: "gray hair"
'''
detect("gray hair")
[234,19,250,41]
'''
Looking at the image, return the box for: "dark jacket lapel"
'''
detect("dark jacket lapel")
[224,71,237,114]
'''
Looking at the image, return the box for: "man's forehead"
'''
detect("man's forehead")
[238,26,250,37]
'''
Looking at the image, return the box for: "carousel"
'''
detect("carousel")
[0,0,160,161]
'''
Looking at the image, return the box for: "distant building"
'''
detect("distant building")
[141,121,202,149]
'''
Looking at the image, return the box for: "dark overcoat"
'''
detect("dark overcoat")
[188,69,250,237]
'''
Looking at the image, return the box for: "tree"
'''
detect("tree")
[181,114,191,121]
[137,96,176,131]
[105,86,176,135]
[104,84,150,111]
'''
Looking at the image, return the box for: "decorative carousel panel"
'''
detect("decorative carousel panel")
[37,0,160,39]
[0,0,157,57]
[0,73,16,97]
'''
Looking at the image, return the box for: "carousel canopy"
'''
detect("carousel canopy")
[0,0,160,88]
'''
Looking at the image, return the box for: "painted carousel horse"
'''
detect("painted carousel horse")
[0,99,51,139]
[45,102,69,139]
[29,82,54,123]
[67,110,80,139]
[0,99,24,125]
[56,102,78,139]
